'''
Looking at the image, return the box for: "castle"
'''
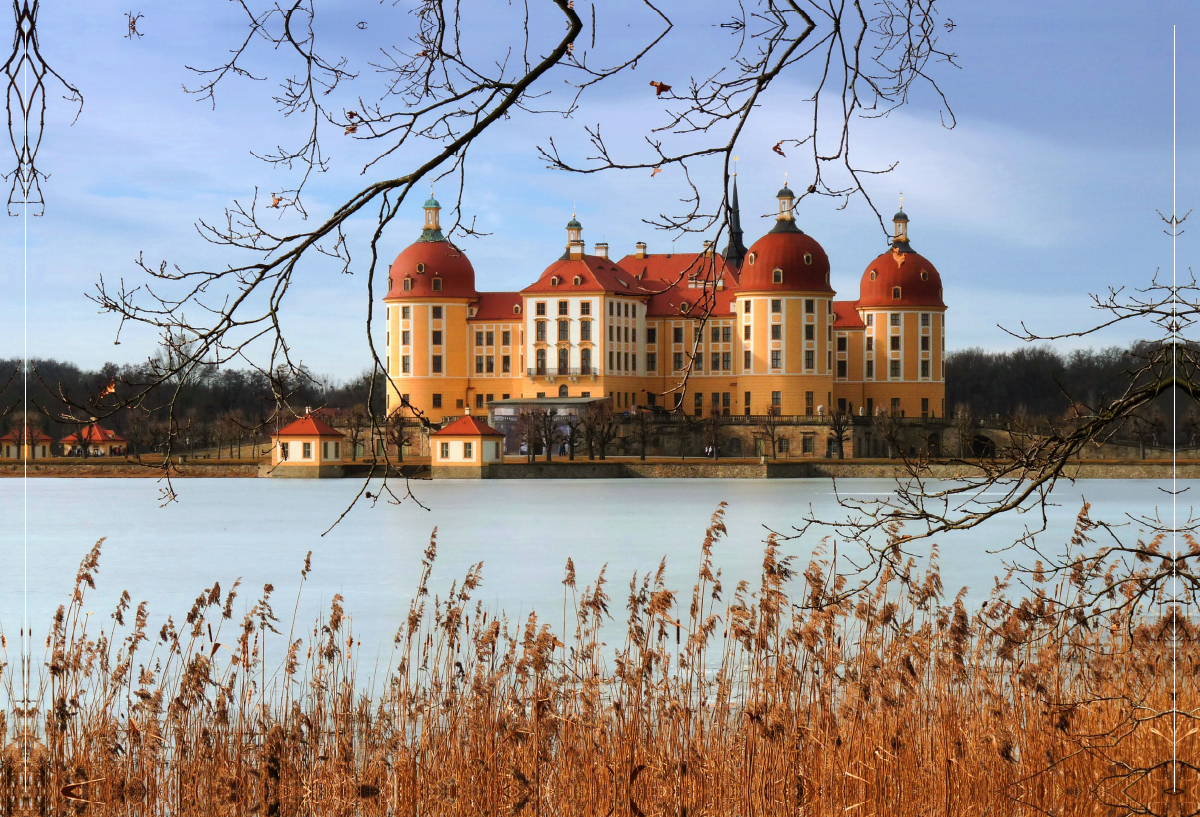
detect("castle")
[382,181,945,433]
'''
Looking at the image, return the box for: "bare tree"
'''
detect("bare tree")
[631,407,653,461]
[827,408,851,459]
[702,410,727,460]
[344,403,369,461]
[757,407,783,459]
[951,402,974,458]
[582,402,619,461]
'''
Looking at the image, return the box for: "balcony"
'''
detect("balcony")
[527,366,598,382]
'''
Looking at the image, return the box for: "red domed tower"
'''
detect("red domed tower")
[857,205,946,420]
[734,182,836,417]
[383,195,478,420]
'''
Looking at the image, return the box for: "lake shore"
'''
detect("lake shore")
[3,456,1195,479]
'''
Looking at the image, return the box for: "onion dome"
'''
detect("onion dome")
[386,197,477,298]
[738,185,833,292]
[858,209,944,307]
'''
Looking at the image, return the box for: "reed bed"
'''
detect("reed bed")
[2,503,1196,816]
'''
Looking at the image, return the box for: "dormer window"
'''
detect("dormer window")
[920,270,929,281]
[416,263,426,274]
[891,286,901,300]
[432,278,443,291]
[772,268,783,284]
[870,270,877,281]
[550,276,560,287]
[573,275,582,286]
[804,253,813,265]
[513,304,521,315]
[747,252,756,266]
[680,301,690,313]
[403,278,413,291]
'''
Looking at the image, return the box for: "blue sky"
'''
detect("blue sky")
[2,0,1196,381]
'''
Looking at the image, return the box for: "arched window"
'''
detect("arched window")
[747,252,756,265]
[558,346,570,375]
[535,348,547,375]
[580,347,592,374]
[550,276,560,287]
[416,263,426,273]
[403,278,413,291]
[920,270,929,281]
[772,268,783,284]
[870,270,877,281]
[804,253,812,265]
[573,275,582,285]
[513,304,521,314]
[891,286,901,300]
[432,278,443,291]
[558,384,569,397]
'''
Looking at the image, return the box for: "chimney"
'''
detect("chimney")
[703,240,713,257]
[595,242,609,259]
[569,241,584,260]
[635,242,647,259]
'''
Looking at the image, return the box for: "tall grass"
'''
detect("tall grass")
[3,503,1195,816]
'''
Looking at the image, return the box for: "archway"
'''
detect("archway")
[969,435,996,458]
[558,384,569,397]
[928,434,941,457]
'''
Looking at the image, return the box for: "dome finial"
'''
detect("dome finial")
[419,190,444,242]
[732,154,738,177]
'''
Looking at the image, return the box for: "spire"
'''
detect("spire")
[721,174,748,268]
[562,211,584,260]
[770,174,802,234]
[891,196,913,253]
[419,191,444,242]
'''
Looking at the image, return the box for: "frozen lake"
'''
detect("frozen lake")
[2,476,1187,673]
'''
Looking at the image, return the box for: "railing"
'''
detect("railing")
[526,367,596,377]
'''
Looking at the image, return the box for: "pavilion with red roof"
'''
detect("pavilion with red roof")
[265,414,346,478]
[1,425,54,459]
[60,423,126,457]
[430,414,505,478]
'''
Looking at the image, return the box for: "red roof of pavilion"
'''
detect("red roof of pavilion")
[276,415,345,438]
[432,415,504,437]
[0,426,53,443]
[60,423,125,445]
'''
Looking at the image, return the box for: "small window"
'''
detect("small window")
[890,336,901,351]
[403,278,413,291]
[550,276,560,287]
[921,360,930,378]
[804,325,814,341]
[804,253,812,265]
[502,330,511,346]
[440,442,450,459]
[891,286,901,300]
[673,352,684,371]
[609,302,614,316]
[920,269,929,281]
[416,263,426,273]
[401,306,411,319]
[891,313,901,326]
[580,301,591,315]
[722,326,731,342]
[772,324,782,340]
[432,278,443,291]
[804,350,813,369]
[836,336,847,352]
[432,394,442,408]
[513,304,521,315]
[772,350,782,369]
[744,351,751,369]
[476,331,484,347]
[536,302,547,316]
[280,442,289,460]
[870,270,877,280]
[747,252,755,265]
[866,314,874,326]
[921,313,930,327]
[890,360,901,378]
[744,325,751,341]
[837,360,847,377]
[401,355,411,373]
[558,300,569,315]
[866,337,873,351]
[302,442,312,459]
[921,336,930,351]
[573,276,582,285]
[502,355,511,372]
[673,327,683,343]
[680,300,690,313]
[432,356,442,373]
[463,442,473,459]
[804,299,814,314]
[772,268,783,284]
[432,306,443,319]
[646,327,656,343]
[771,299,781,314]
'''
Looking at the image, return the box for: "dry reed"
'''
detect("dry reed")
[2,503,1196,816]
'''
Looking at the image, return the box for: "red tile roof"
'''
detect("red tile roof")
[0,426,53,443]
[470,291,523,321]
[522,255,653,295]
[433,415,504,437]
[386,239,478,300]
[832,300,866,329]
[276,415,345,437]
[60,423,125,445]
[858,249,945,308]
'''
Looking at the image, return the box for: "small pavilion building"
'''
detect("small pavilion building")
[60,423,126,457]
[431,415,505,479]
[0,426,54,459]
[264,415,346,478]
